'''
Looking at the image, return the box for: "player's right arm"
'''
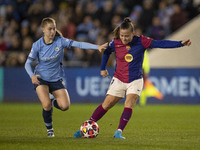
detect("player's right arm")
[100,40,115,78]
[25,43,40,85]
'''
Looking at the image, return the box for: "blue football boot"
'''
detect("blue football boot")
[113,130,125,139]
[73,130,82,138]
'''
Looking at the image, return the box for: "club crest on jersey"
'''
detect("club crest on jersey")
[126,45,131,50]
[55,47,59,51]
[125,54,133,62]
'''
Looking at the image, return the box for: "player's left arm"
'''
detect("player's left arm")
[150,39,191,48]
[71,41,108,52]
[61,37,108,52]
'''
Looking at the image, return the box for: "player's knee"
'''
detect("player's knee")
[43,104,52,111]
[60,105,70,111]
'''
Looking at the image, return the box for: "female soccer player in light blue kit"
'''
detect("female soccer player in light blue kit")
[74,17,191,139]
[25,17,107,137]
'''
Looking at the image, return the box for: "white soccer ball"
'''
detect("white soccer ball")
[80,120,99,138]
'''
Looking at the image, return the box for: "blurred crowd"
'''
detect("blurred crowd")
[0,0,199,67]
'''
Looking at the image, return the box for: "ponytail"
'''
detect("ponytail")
[55,29,63,37]
[113,26,120,39]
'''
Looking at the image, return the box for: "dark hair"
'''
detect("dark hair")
[113,17,135,39]
[41,17,63,36]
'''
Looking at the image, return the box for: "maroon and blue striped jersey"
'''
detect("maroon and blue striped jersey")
[101,35,183,83]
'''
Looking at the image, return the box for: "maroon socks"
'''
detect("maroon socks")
[118,107,132,131]
[89,104,132,132]
[89,104,107,122]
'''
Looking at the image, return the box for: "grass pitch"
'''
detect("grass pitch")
[0,103,200,150]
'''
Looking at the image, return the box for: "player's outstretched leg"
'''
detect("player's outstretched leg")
[89,104,107,122]
[113,129,125,139]
[74,130,82,138]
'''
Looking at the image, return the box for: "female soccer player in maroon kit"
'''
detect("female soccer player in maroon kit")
[74,17,191,139]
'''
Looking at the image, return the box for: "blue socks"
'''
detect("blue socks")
[43,109,53,129]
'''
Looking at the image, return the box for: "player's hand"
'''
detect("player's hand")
[31,75,40,85]
[182,39,191,46]
[100,70,109,78]
[97,42,108,53]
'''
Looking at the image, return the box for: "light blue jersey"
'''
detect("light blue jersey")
[25,36,98,82]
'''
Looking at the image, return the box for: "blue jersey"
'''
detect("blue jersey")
[25,36,98,82]
[28,36,72,82]
[101,35,183,83]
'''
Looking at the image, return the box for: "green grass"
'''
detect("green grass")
[0,103,200,150]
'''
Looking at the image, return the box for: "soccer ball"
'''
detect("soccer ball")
[80,120,99,138]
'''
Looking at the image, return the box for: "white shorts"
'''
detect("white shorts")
[106,77,144,98]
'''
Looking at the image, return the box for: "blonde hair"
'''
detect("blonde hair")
[41,17,63,36]
[113,17,135,39]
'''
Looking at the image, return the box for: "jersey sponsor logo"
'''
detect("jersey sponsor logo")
[126,45,131,50]
[40,53,59,61]
[55,47,59,51]
[125,54,133,62]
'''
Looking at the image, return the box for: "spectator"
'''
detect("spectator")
[138,0,155,33]
[42,0,55,18]
[129,5,143,22]
[3,25,15,48]
[0,50,5,66]
[96,0,114,28]
[20,20,30,39]
[114,3,128,18]
[85,1,98,19]
[109,15,122,33]
[88,18,101,42]
[5,52,19,67]
[72,3,85,26]
[0,16,8,36]
[17,51,27,66]
[22,36,33,52]
[15,0,30,22]
[0,36,7,52]
[29,20,40,41]
[7,34,22,51]
[145,16,165,40]
[60,17,76,40]
[170,3,188,32]
[27,3,43,22]
[6,4,20,21]
[157,0,174,36]
[76,15,93,41]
